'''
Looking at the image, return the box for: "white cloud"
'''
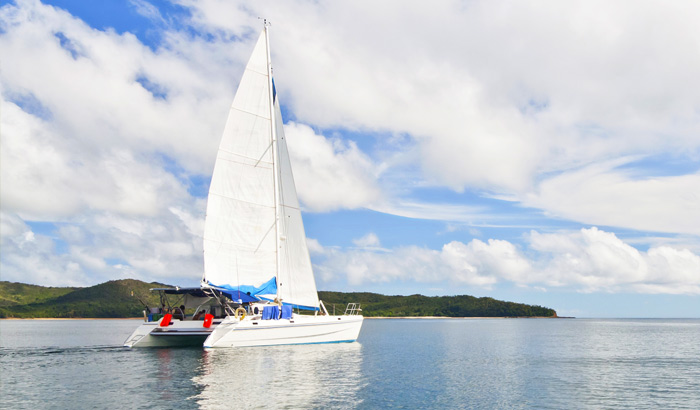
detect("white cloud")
[0,0,245,177]
[0,209,204,287]
[315,227,700,295]
[179,0,700,233]
[285,122,380,211]
[5,0,699,227]
[1,101,192,219]
[368,200,487,224]
[306,238,325,255]
[0,212,29,245]
[524,160,700,235]
[1,212,91,286]
[317,237,529,288]
[352,233,380,248]
[0,0,221,286]
[275,2,696,180]
[128,0,166,24]
[443,239,531,284]
[528,228,700,294]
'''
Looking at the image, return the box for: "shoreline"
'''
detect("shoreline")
[0,317,143,320]
[368,316,567,319]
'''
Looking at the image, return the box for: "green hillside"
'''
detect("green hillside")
[0,280,557,318]
[0,282,76,307]
[0,279,166,318]
[318,292,556,317]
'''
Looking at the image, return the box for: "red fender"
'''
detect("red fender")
[160,313,172,327]
[203,313,214,328]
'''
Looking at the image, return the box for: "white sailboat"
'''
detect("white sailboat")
[202,23,363,348]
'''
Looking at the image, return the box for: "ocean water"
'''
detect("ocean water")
[1,318,699,409]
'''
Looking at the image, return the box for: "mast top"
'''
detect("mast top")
[258,17,271,28]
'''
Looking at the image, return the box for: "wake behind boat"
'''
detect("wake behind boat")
[202,23,363,348]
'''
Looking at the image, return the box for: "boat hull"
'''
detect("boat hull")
[203,315,364,348]
[124,320,220,347]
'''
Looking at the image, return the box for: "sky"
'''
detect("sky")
[1,0,699,317]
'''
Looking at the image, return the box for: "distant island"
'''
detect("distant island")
[0,279,557,319]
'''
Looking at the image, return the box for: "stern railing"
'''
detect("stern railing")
[344,303,362,316]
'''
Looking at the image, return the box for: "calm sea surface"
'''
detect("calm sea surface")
[1,318,699,409]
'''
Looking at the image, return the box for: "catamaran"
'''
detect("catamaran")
[202,23,363,348]
[125,23,363,348]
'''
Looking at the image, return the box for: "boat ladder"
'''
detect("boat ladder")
[202,287,237,316]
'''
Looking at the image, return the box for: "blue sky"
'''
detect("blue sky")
[1,0,699,317]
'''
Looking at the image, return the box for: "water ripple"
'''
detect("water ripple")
[1,318,699,409]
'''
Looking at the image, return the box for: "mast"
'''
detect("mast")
[264,21,283,302]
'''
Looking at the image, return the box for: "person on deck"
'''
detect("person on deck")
[173,305,186,320]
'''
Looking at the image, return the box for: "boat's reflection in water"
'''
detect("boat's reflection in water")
[193,342,365,409]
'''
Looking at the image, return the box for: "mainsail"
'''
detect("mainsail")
[202,28,320,310]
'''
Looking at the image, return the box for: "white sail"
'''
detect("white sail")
[202,28,319,310]
[202,25,363,348]
[275,98,320,309]
[203,31,277,292]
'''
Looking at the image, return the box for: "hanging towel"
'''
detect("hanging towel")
[262,306,273,320]
[262,305,281,320]
[281,305,293,320]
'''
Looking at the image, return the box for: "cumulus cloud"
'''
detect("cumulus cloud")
[315,228,700,295]
[0,208,204,287]
[0,0,229,286]
[0,0,247,173]
[315,234,531,288]
[6,0,699,226]
[306,238,325,255]
[528,228,700,294]
[1,211,91,286]
[0,0,238,220]
[181,0,700,233]
[524,160,700,235]
[352,233,380,248]
[1,101,195,219]
[284,122,380,211]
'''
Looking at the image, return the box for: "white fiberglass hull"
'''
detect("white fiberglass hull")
[203,315,364,348]
[123,320,220,347]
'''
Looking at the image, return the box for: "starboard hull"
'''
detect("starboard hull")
[203,315,364,348]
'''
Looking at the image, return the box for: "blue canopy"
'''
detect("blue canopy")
[209,277,277,304]
[209,277,319,310]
